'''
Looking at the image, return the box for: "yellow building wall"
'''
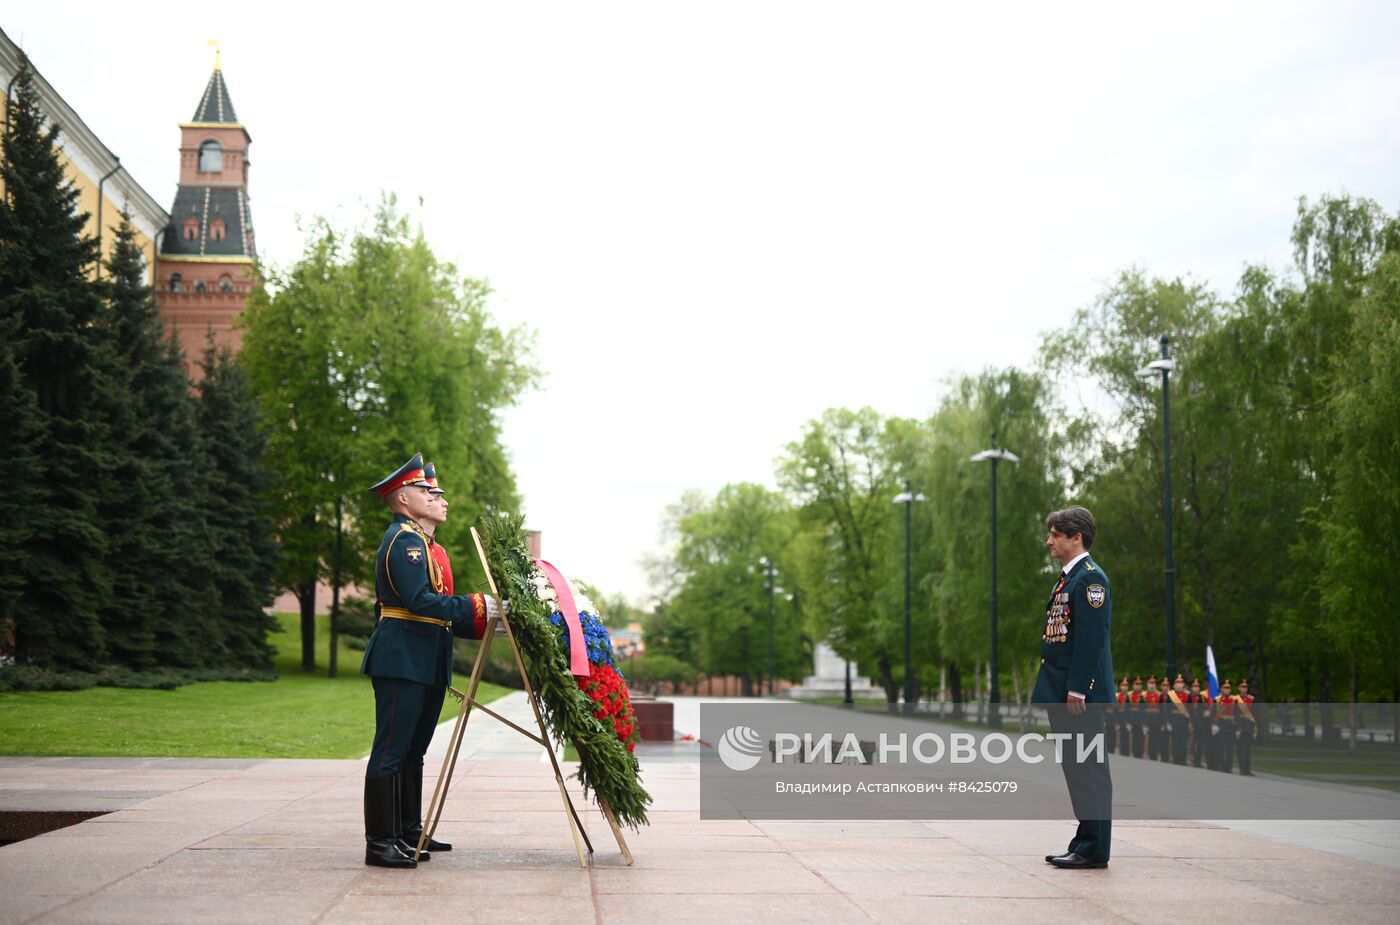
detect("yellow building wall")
[0,95,159,285]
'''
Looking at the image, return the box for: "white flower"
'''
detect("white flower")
[529,569,558,608]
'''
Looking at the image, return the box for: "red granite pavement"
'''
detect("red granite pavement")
[2,753,1398,925]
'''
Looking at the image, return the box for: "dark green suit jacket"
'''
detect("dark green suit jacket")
[359,514,487,685]
[1032,555,1114,704]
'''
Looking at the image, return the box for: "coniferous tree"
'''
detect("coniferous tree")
[0,342,43,658]
[196,339,279,669]
[0,58,111,668]
[96,215,213,668]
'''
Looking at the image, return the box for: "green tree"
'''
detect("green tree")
[1288,196,1400,715]
[195,341,280,669]
[666,483,806,694]
[1324,248,1400,706]
[0,59,111,668]
[1040,272,1232,683]
[778,408,902,701]
[241,200,536,675]
[0,341,42,655]
[919,370,1066,707]
[94,215,216,669]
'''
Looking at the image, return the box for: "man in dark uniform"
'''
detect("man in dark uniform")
[1033,506,1113,870]
[361,454,498,869]
[393,461,457,858]
[1166,674,1191,765]
[1115,678,1132,757]
[1216,679,1238,773]
[1236,680,1256,776]
[1188,678,1211,768]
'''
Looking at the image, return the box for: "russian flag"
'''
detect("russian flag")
[1205,645,1221,699]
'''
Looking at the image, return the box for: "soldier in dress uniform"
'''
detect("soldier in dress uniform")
[1033,506,1114,870]
[1188,678,1211,768]
[1235,679,1257,776]
[393,461,457,858]
[1120,674,1131,755]
[1128,677,1147,758]
[1115,678,1132,757]
[360,454,500,869]
[1215,679,1238,773]
[1105,680,1118,754]
[1165,675,1190,765]
[1144,676,1163,761]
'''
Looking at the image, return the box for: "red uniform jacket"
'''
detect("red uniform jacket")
[428,536,454,595]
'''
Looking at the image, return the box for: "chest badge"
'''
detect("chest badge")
[1086,584,1106,608]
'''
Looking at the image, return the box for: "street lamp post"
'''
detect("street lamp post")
[893,480,927,715]
[971,439,1020,729]
[1137,336,1178,684]
[757,557,782,697]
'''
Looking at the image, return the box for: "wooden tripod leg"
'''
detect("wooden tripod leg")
[598,799,635,866]
[572,739,633,865]
[416,622,495,861]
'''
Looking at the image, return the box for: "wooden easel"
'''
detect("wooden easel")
[415,527,635,868]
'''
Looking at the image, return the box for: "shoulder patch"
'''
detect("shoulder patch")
[1086,584,1106,608]
[406,546,423,563]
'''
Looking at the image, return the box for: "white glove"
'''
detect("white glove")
[484,596,510,620]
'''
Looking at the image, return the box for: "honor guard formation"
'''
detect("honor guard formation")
[360,454,503,870]
[1105,674,1258,774]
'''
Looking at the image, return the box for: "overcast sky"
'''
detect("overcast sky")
[8,2,1400,606]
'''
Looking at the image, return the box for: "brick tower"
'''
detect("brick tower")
[156,53,256,367]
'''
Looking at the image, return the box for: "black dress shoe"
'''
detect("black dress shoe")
[1049,852,1107,869]
[403,824,451,853]
[396,838,430,862]
[365,837,416,869]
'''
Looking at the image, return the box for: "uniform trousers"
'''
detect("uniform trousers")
[368,676,448,780]
[1047,704,1113,863]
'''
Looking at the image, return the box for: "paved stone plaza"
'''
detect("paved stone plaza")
[2,695,1398,925]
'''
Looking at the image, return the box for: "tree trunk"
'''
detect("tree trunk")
[1258,650,1269,743]
[1320,663,1337,745]
[1349,655,1358,753]
[1303,670,1314,740]
[297,577,317,672]
[974,660,983,725]
[949,663,964,721]
[877,654,897,706]
[328,498,343,680]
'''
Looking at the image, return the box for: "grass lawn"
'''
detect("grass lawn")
[1251,736,1400,792]
[0,613,511,759]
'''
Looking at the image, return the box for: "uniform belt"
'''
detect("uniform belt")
[379,606,451,629]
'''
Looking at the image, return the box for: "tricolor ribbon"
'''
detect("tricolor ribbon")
[534,558,591,678]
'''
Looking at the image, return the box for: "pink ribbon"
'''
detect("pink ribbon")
[534,558,591,678]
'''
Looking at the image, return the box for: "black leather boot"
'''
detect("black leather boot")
[393,771,430,861]
[364,776,415,869]
[401,763,451,853]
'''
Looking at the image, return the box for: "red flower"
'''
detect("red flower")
[574,662,639,751]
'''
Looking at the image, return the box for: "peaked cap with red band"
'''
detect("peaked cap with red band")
[423,461,444,494]
[369,453,433,498]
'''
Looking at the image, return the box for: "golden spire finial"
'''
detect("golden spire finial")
[207,39,221,71]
